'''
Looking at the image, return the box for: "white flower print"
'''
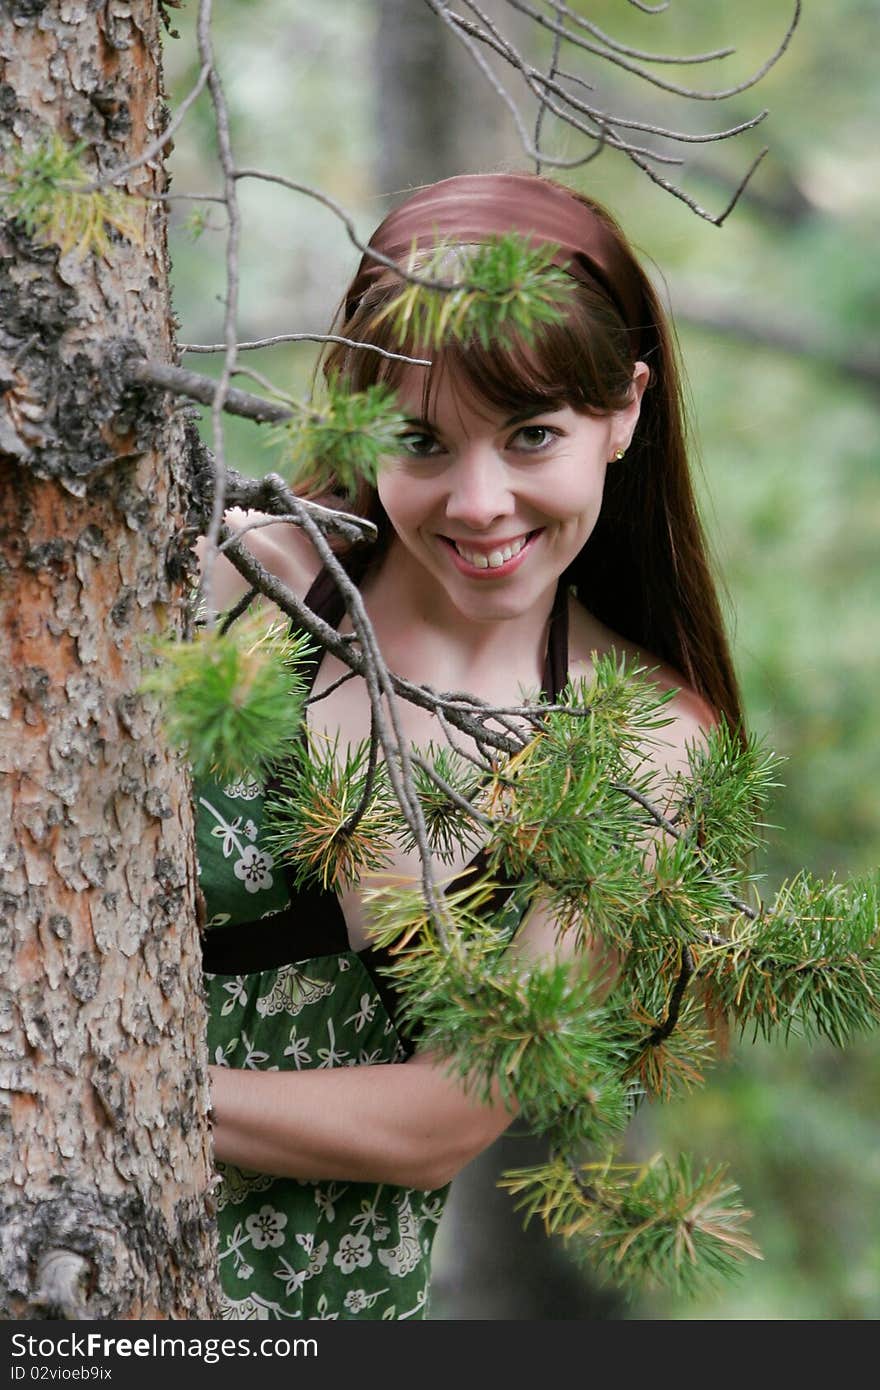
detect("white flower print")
[344,1287,389,1314]
[295,1233,329,1280]
[245,1204,288,1250]
[309,1293,338,1320]
[243,818,258,841]
[220,1220,259,1278]
[332,1232,372,1273]
[200,798,247,859]
[377,1193,422,1277]
[344,992,377,1034]
[313,1183,347,1224]
[358,1048,385,1065]
[350,1191,390,1242]
[256,965,333,1018]
[398,1286,429,1320]
[419,1195,445,1224]
[272,1257,306,1298]
[240,1031,274,1070]
[220,975,248,1017]
[317,1018,351,1069]
[218,1294,272,1320]
[343,989,378,1034]
[234,844,274,894]
[222,776,262,801]
[282,1027,312,1069]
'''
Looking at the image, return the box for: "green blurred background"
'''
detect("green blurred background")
[163,0,880,1319]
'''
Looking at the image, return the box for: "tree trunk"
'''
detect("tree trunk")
[373,0,539,204]
[0,1,218,1319]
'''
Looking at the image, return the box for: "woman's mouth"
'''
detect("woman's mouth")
[439,530,541,577]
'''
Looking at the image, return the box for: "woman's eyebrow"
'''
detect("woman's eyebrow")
[400,403,565,431]
[505,403,566,425]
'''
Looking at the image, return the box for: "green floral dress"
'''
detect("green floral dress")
[198,772,449,1321]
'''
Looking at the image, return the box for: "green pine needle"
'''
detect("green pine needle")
[502,1153,759,1296]
[701,870,880,1045]
[2,130,142,258]
[142,614,313,782]
[670,722,785,869]
[373,233,574,351]
[264,734,400,891]
[398,744,484,863]
[270,377,410,493]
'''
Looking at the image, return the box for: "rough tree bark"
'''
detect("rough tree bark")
[0,2,218,1318]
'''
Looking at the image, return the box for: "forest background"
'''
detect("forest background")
[163,0,880,1319]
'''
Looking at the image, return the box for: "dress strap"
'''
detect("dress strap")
[302,565,347,627]
[542,582,569,701]
[297,566,349,696]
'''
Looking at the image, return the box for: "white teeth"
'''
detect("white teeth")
[453,535,529,569]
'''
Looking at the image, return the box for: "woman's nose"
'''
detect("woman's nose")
[443,451,515,529]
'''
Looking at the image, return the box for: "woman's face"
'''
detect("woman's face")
[376,361,647,625]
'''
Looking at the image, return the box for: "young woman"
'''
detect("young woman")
[197,171,743,1320]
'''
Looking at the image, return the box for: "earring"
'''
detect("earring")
[612,448,625,461]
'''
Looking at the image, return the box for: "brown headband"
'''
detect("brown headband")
[345,172,645,353]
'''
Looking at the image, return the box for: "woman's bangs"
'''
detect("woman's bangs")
[438,321,579,416]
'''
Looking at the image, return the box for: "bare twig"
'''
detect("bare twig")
[339,712,383,838]
[425,0,603,171]
[131,359,295,424]
[287,506,453,941]
[305,669,359,706]
[647,944,695,1044]
[538,1,735,66]
[221,471,377,544]
[504,0,801,101]
[427,0,796,223]
[627,1,670,14]
[533,4,563,174]
[232,168,479,293]
[196,0,241,622]
[411,753,493,828]
[218,586,258,634]
[181,333,432,366]
[229,362,296,406]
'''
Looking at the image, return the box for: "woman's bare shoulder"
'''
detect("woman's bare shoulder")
[567,597,715,779]
[196,508,321,614]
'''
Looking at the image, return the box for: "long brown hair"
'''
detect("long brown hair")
[308,181,743,734]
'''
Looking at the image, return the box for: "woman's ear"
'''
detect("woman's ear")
[609,360,650,459]
[630,359,650,406]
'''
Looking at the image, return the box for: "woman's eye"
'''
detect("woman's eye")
[399,431,442,458]
[510,424,559,451]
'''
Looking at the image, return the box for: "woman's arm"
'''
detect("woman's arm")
[208,1049,516,1193]
[195,507,319,615]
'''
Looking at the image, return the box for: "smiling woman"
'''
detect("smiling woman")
[197,171,742,1320]
[376,364,647,624]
